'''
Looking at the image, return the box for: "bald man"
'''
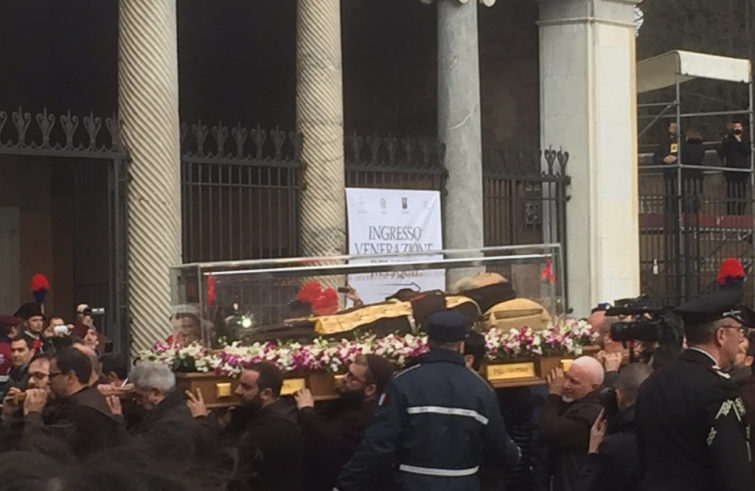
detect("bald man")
[73,342,107,386]
[540,357,605,491]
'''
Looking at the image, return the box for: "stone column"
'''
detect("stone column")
[537,0,641,316]
[296,0,346,259]
[118,0,182,350]
[437,0,485,286]
[438,0,484,253]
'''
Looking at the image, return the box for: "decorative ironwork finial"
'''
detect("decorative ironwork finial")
[419,0,496,6]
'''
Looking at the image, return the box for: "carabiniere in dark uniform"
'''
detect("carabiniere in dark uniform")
[636,286,755,491]
[335,310,520,491]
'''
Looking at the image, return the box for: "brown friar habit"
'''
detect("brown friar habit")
[26,385,128,460]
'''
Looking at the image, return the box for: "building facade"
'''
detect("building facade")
[0,0,640,350]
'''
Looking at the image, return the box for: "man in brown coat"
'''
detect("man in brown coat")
[541,356,604,491]
[294,354,395,491]
[23,347,127,460]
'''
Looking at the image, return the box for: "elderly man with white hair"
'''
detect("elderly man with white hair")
[125,361,195,437]
[540,356,605,491]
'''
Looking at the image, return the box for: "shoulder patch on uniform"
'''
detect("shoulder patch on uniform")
[714,368,731,380]
[379,392,388,407]
[394,364,421,379]
[715,398,746,422]
[707,426,718,446]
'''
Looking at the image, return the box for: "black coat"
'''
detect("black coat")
[130,389,194,434]
[26,385,128,460]
[0,364,29,399]
[579,405,640,491]
[239,398,306,491]
[680,139,705,181]
[652,134,678,167]
[481,387,535,491]
[336,349,520,491]
[127,389,197,453]
[299,398,379,491]
[636,349,754,491]
[540,391,602,491]
[718,134,752,170]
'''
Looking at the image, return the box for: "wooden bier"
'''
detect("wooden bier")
[175,354,589,408]
[175,371,346,408]
[484,356,575,389]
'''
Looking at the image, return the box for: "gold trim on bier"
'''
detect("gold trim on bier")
[216,382,232,399]
[486,362,536,381]
[561,359,573,372]
[281,378,306,395]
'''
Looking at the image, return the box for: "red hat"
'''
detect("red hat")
[296,281,323,306]
[0,315,20,328]
[718,258,746,286]
[312,288,339,316]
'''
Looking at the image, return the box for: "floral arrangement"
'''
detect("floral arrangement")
[140,318,597,377]
[484,318,596,360]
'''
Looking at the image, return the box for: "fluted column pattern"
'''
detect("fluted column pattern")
[296,0,346,259]
[118,0,181,351]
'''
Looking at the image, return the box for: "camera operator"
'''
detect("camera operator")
[580,363,652,491]
[605,300,684,373]
[589,307,625,387]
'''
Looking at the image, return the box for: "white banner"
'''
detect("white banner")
[346,188,444,304]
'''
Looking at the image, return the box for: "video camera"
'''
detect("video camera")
[605,295,684,358]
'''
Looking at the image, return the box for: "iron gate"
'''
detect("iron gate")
[0,108,129,351]
[639,165,755,306]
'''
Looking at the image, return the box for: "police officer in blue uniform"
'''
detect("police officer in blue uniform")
[636,286,755,491]
[335,310,520,491]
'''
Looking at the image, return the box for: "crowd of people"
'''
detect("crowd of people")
[2,279,755,491]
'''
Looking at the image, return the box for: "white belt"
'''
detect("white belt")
[398,464,479,477]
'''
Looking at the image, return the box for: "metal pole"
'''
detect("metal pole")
[107,159,116,349]
[640,109,753,119]
[749,80,754,304]
[676,73,686,302]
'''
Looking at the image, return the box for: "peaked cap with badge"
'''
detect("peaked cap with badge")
[673,281,755,328]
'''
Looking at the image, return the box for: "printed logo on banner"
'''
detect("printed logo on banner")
[346,188,444,304]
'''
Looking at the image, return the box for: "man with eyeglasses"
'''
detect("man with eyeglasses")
[294,353,395,491]
[21,347,127,459]
[636,287,755,491]
[1,353,55,429]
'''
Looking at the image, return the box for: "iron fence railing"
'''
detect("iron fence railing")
[0,107,128,352]
[180,121,302,264]
[345,132,446,190]
[639,167,755,307]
